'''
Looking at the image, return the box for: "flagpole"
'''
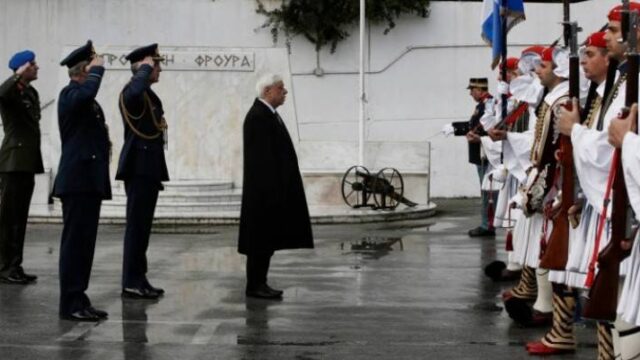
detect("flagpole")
[358,0,366,166]
[500,0,508,122]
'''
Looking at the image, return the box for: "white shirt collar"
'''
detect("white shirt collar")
[258,98,276,114]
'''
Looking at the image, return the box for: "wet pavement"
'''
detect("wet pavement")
[1,199,598,359]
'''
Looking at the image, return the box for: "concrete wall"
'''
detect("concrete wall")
[0,0,620,199]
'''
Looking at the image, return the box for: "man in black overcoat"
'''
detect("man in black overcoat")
[53,41,111,321]
[0,50,43,284]
[116,44,168,300]
[451,78,497,237]
[238,74,314,299]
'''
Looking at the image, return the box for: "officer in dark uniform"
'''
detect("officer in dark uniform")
[451,78,497,237]
[53,41,111,321]
[0,50,44,284]
[116,44,168,299]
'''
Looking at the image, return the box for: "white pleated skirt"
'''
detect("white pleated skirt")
[494,175,520,228]
[618,231,640,326]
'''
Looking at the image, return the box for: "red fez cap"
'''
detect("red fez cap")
[501,57,519,71]
[541,47,555,62]
[608,2,640,22]
[521,45,545,57]
[585,31,607,49]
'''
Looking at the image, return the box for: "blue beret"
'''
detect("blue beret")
[125,43,163,63]
[8,50,35,71]
[60,40,94,68]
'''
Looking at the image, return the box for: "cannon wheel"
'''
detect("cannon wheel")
[341,165,371,208]
[373,168,404,210]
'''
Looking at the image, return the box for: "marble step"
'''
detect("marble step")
[112,179,235,194]
[109,190,242,203]
[101,200,241,213]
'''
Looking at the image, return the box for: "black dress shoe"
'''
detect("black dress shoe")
[87,306,108,319]
[122,287,160,299]
[17,267,37,282]
[144,282,165,295]
[61,308,101,322]
[264,284,283,296]
[246,284,283,300]
[0,272,30,285]
[468,226,496,237]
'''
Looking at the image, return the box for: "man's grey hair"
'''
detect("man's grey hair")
[256,74,283,98]
[68,61,89,78]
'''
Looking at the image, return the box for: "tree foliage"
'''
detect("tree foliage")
[256,0,430,53]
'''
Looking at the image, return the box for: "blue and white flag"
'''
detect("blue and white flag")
[481,0,525,69]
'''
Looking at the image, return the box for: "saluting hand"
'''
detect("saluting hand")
[140,56,155,67]
[608,103,638,149]
[15,62,32,76]
[556,97,580,136]
[88,55,104,69]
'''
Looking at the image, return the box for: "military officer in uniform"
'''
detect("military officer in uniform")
[0,50,44,284]
[116,44,168,300]
[54,41,111,321]
[238,74,314,299]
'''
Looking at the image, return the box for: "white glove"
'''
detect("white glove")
[497,81,510,95]
[441,124,455,137]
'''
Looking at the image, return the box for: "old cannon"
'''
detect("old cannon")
[341,166,417,210]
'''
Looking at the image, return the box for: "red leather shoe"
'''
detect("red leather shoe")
[526,341,575,355]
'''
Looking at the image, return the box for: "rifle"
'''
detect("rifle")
[540,8,581,270]
[583,1,638,321]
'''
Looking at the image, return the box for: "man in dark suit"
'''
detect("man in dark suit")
[116,44,168,300]
[238,74,314,299]
[451,78,497,237]
[53,41,111,321]
[0,50,44,284]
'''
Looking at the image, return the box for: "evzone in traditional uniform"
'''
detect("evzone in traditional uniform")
[614,103,640,360]
[480,57,534,282]
[527,31,610,356]
[501,46,566,329]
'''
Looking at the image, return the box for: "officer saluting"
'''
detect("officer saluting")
[0,50,44,284]
[54,40,111,321]
[116,44,168,299]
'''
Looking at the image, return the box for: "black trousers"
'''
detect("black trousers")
[246,252,273,290]
[0,172,35,277]
[59,194,101,316]
[122,176,159,289]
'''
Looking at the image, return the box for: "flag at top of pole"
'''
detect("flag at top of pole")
[481,0,525,69]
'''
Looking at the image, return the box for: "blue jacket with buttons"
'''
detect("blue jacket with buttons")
[53,66,112,199]
[115,64,169,186]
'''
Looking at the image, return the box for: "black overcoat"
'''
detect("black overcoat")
[238,99,313,255]
[53,66,111,199]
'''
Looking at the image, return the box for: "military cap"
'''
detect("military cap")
[125,43,163,63]
[585,32,607,49]
[466,78,489,90]
[609,2,640,22]
[8,50,35,71]
[60,40,95,68]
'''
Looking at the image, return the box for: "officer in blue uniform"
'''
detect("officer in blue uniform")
[54,40,111,321]
[116,44,168,299]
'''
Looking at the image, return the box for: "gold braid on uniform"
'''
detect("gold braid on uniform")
[596,321,614,360]
[510,265,537,300]
[584,95,603,129]
[530,102,550,164]
[541,284,577,351]
[119,92,167,140]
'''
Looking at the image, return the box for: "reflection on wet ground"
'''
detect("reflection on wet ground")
[0,199,597,359]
